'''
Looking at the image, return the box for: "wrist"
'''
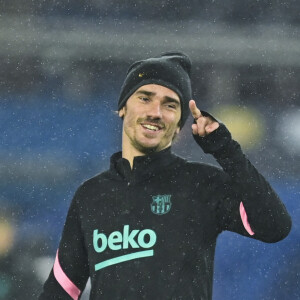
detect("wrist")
[193,122,232,154]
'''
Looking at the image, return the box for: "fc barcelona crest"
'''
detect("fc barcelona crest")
[151,195,172,215]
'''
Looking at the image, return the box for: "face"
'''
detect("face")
[119,84,181,155]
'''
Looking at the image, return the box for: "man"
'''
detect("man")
[39,52,291,299]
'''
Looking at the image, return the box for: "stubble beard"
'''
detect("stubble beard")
[129,117,165,154]
[128,133,161,155]
[128,126,179,155]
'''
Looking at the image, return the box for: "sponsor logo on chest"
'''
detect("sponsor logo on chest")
[93,225,156,271]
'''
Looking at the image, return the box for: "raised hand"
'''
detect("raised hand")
[189,100,219,137]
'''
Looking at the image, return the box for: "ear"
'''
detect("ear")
[118,106,126,118]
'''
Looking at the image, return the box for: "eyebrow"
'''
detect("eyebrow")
[164,96,181,106]
[136,90,181,106]
[136,90,154,97]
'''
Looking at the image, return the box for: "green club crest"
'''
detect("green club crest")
[151,195,172,215]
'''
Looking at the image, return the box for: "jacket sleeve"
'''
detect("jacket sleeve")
[194,117,292,243]
[39,188,89,299]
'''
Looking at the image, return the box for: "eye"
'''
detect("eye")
[139,96,150,102]
[166,103,177,110]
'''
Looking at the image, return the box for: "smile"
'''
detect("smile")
[141,123,163,132]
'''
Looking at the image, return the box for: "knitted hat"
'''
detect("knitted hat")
[118,52,192,128]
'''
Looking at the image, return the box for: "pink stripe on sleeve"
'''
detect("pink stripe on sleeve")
[239,202,255,236]
[53,250,81,300]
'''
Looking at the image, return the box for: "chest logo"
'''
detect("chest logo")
[93,225,156,271]
[151,195,172,215]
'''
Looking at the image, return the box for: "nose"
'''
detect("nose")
[146,101,162,119]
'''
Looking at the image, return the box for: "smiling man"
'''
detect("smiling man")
[39,52,291,300]
[119,84,182,163]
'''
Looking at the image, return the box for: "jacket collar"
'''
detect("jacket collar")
[109,147,178,183]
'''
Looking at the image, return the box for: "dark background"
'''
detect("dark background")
[0,1,299,299]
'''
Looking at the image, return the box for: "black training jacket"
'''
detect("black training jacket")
[39,124,291,300]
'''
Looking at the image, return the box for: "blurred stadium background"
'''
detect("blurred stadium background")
[0,1,299,299]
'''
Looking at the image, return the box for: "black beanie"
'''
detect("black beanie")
[118,52,192,128]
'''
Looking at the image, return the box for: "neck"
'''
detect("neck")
[121,127,144,169]
[122,144,144,169]
[121,132,171,169]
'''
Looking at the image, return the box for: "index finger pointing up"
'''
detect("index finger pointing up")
[189,100,202,120]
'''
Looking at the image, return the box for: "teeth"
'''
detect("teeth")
[143,124,160,131]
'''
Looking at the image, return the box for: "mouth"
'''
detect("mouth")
[140,123,164,132]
